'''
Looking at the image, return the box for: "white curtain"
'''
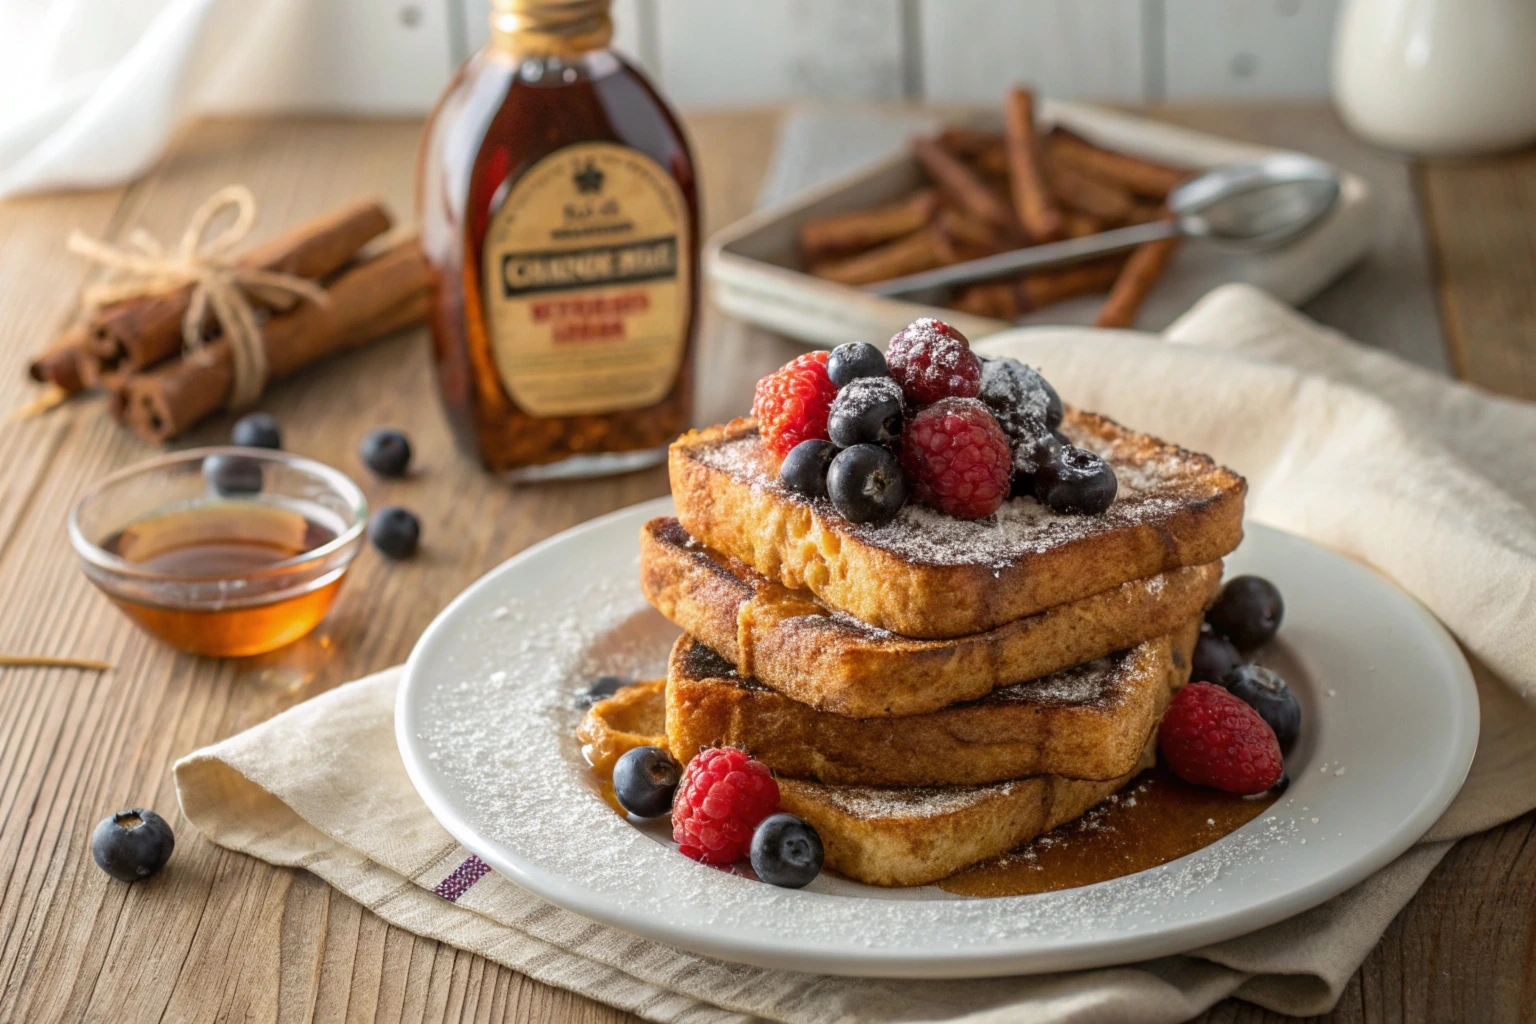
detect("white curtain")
[0,0,453,199]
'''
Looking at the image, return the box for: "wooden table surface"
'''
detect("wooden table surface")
[0,105,1531,1024]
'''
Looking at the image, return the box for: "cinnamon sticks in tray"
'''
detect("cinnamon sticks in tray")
[21,193,429,441]
[796,87,1192,328]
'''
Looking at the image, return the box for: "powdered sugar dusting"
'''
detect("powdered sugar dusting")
[689,418,1217,568]
[803,779,1021,820]
[990,656,1120,706]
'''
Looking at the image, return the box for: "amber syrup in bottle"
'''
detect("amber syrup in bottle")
[100,503,344,657]
[418,0,698,481]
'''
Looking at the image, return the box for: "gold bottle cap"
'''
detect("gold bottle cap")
[491,0,613,55]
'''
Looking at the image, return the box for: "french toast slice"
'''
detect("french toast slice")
[777,738,1155,887]
[578,680,1156,888]
[642,515,1218,717]
[666,620,1195,785]
[669,411,1245,639]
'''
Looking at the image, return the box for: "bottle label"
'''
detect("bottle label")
[482,141,691,417]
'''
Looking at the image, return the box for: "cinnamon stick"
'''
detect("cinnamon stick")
[1095,233,1181,328]
[1061,211,1105,238]
[936,127,1003,158]
[1046,129,1189,200]
[952,257,1126,319]
[1001,89,1063,242]
[115,239,428,443]
[798,189,940,264]
[1045,162,1136,223]
[911,136,1018,236]
[809,226,956,286]
[27,325,88,395]
[85,198,394,378]
[934,206,1008,253]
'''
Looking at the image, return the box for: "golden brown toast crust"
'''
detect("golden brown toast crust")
[778,737,1156,887]
[577,677,1165,887]
[665,620,1197,785]
[642,516,1219,717]
[669,412,1245,639]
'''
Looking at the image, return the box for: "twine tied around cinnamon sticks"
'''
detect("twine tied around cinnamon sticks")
[66,186,329,410]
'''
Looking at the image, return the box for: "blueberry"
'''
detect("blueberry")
[575,675,627,708]
[1010,432,1062,498]
[1041,377,1064,430]
[230,412,282,449]
[203,453,263,495]
[360,428,412,478]
[1050,427,1070,446]
[780,439,837,499]
[1191,628,1243,685]
[1225,664,1301,752]
[91,808,174,882]
[826,342,887,387]
[612,745,680,818]
[1207,575,1284,651]
[827,444,908,525]
[827,377,904,447]
[978,358,1051,447]
[750,812,824,888]
[369,506,420,558]
[1035,445,1117,514]
[1271,770,1291,794]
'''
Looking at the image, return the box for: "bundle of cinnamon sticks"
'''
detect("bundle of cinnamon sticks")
[799,88,1190,328]
[25,198,430,442]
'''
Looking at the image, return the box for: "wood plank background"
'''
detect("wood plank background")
[0,102,1532,1022]
[171,0,1346,115]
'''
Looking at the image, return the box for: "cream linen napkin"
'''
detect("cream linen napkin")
[177,285,1536,1023]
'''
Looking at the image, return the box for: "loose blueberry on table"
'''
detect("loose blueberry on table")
[230,411,282,450]
[754,318,1118,527]
[360,428,413,478]
[369,506,421,559]
[91,808,175,882]
[203,453,263,496]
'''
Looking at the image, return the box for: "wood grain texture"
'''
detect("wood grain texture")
[915,0,1146,103]
[0,105,1530,1024]
[1417,150,1536,400]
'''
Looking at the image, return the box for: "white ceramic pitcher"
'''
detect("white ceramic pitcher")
[1333,0,1536,155]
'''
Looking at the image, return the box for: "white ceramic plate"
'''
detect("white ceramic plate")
[396,497,1477,978]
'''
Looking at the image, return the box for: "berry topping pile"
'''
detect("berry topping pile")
[759,318,1121,523]
[752,350,839,458]
[672,746,782,865]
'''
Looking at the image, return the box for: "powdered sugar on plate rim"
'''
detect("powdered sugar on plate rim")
[396,496,1477,978]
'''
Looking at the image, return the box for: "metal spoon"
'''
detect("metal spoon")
[865,152,1342,298]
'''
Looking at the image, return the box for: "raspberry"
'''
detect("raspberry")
[1158,682,1284,796]
[887,319,982,403]
[900,398,1012,519]
[752,351,838,458]
[672,747,780,865]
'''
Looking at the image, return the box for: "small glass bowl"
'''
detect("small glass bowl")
[69,448,368,657]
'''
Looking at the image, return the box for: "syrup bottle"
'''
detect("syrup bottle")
[418,0,699,481]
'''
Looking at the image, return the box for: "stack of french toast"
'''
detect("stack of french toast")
[599,320,1248,886]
